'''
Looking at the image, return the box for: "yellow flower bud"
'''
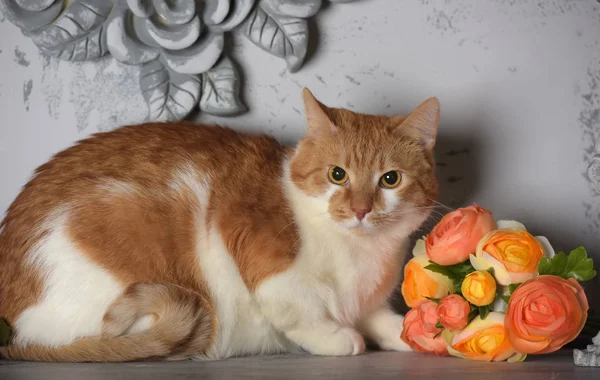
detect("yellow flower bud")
[461,270,496,306]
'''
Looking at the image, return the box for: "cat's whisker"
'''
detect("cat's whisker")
[428,198,455,211]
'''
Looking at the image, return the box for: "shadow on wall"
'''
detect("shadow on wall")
[391,126,485,315]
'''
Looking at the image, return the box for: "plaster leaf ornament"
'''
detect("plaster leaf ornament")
[242,0,314,72]
[140,58,202,121]
[0,0,113,61]
[200,56,246,116]
[0,0,361,122]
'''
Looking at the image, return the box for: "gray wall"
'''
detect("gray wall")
[1,1,599,309]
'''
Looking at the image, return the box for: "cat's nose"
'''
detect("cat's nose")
[352,207,371,221]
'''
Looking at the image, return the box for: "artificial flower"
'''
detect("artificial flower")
[425,205,495,266]
[401,301,449,356]
[470,220,554,285]
[505,275,589,354]
[461,270,497,306]
[443,312,525,362]
[401,250,454,307]
[437,294,470,330]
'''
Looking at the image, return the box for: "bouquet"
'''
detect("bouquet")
[400,204,597,362]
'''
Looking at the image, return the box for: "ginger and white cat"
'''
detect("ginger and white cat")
[0,89,439,362]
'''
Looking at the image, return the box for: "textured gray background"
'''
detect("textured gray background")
[0,0,599,311]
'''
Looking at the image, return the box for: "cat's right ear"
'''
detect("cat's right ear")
[392,97,440,150]
[302,88,337,138]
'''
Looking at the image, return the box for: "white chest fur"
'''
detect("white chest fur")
[256,228,403,332]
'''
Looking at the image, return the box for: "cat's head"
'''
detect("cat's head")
[289,88,439,237]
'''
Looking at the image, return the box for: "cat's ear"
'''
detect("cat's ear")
[392,97,440,150]
[302,88,337,137]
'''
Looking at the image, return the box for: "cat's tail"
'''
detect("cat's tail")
[0,283,215,362]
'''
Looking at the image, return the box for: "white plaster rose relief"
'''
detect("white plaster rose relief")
[0,0,358,121]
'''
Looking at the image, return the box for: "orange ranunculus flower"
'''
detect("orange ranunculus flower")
[505,275,589,354]
[437,294,470,330]
[443,312,525,362]
[401,252,454,308]
[426,205,495,266]
[461,270,497,306]
[470,228,545,286]
[401,301,449,356]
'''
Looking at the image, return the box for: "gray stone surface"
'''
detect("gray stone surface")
[0,0,360,121]
[573,331,600,367]
[574,345,600,367]
[0,351,596,380]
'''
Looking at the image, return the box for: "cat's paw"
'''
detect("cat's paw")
[287,324,366,356]
[359,309,413,352]
[378,334,412,352]
[311,327,365,356]
[338,327,366,356]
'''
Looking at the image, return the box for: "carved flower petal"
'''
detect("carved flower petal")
[162,32,224,74]
[127,0,155,18]
[204,0,231,25]
[15,0,56,12]
[145,15,201,50]
[0,0,64,31]
[209,0,255,32]
[153,0,196,25]
[107,10,160,65]
[260,0,322,18]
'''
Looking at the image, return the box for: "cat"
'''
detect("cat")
[0,89,439,362]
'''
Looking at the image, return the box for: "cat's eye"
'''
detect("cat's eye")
[380,171,402,189]
[328,166,349,185]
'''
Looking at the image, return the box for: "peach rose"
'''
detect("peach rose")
[461,270,497,306]
[401,301,449,356]
[401,251,454,308]
[505,275,589,354]
[470,221,553,286]
[426,205,495,266]
[443,312,525,362]
[437,294,470,330]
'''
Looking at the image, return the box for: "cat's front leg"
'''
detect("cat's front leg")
[285,321,365,356]
[359,306,412,352]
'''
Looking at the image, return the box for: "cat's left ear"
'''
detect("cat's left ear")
[392,97,440,150]
[302,88,338,137]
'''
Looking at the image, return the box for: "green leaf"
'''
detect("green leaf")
[487,267,495,276]
[0,318,11,347]
[537,246,597,281]
[550,252,568,276]
[564,247,597,281]
[425,260,476,282]
[538,257,552,276]
[479,306,491,320]
[501,295,511,304]
[467,309,479,323]
[436,322,444,329]
[509,283,522,295]
[425,297,440,304]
